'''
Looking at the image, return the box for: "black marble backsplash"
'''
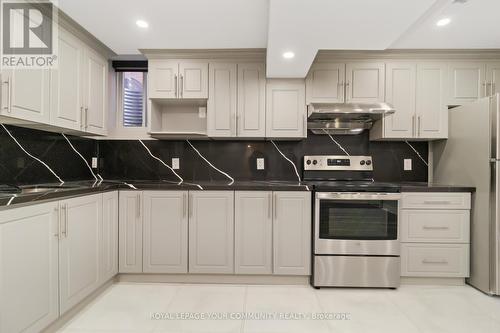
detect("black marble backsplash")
[0,125,428,185]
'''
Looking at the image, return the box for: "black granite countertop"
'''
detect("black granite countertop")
[0,180,474,209]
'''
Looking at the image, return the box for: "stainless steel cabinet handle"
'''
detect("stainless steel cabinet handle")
[417,116,421,137]
[55,206,60,238]
[423,200,451,205]
[183,192,187,218]
[174,75,178,98]
[85,107,89,129]
[422,226,449,230]
[422,259,448,265]
[2,75,12,113]
[80,106,84,129]
[411,115,416,137]
[188,193,193,218]
[492,82,496,96]
[136,194,140,218]
[61,204,67,238]
[268,193,272,219]
[65,204,69,238]
[180,74,183,98]
[273,193,278,219]
[236,114,239,136]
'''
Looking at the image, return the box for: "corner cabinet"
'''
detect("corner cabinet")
[149,60,208,99]
[188,191,234,274]
[0,202,59,333]
[266,79,307,139]
[119,191,143,273]
[273,191,311,275]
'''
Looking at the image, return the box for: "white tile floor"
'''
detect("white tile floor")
[57,283,500,333]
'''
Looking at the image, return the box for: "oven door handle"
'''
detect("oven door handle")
[315,192,401,201]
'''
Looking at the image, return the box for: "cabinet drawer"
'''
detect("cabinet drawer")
[401,243,469,277]
[400,210,469,243]
[401,192,471,209]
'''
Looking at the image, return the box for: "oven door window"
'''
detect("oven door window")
[319,199,398,240]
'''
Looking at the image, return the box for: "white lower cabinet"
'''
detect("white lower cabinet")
[143,191,188,273]
[235,191,273,274]
[0,202,59,333]
[189,191,235,274]
[119,191,143,273]
[273,191,311,275]
[59,194,102,315]
[100,191,119,283]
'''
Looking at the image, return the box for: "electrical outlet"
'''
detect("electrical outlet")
[172,158,180,170]
[404,159,412,171]
[92,157,98,168]
[257,158,265,170]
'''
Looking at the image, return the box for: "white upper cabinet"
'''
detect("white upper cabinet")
[237,63,266,137]
[149,60,208,99]
[143,191,188,273]
[189,191,234,274]
[447,62,485,105]
[306,63,345,104]
[0,202,59,333]
[382,62,417,138]
[50,28,84,131]
[1,68,51,124]
[119,191,143,273]
[83,47,108,136]
[345,62,385,103]
[486,62,500,96]
[266,79,307,139]
[207,63,237,137]
[416,62,448,139]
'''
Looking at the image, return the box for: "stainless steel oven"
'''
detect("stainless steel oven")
[315,192,401,256]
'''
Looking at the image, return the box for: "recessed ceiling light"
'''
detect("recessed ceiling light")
[282,51,295,59]
[136,20,149,28]
[436,18,451,27]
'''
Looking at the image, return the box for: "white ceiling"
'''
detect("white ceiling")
[57,0,500,78]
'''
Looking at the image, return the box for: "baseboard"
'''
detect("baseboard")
[41,277,116,333]
[401,277,466,286]
[117,273,310,285]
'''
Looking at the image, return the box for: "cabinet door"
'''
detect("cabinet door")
[345,62,385,103]
[306,63,345,104]
[83,47,107,135]
[189,191,234,274]
[143,191,188,273]
[273,191,311,275]
[235,191,272,274]
[266,79,306,138]
[207,63,237,137]
[237,63,266,137]
[179,61,209,99]
[59,194,102,315]
[1,68,51,124]
[0,202,59,333]
[416,62,448,139]
[447,62,485,105]
[486,62,500,96]
[50,28,84,131]
[383,62,416,138]
[148,60,178,99]
[101,191,118,283]
[119,191,143,273]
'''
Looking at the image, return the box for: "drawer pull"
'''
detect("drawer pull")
[422,226,449,230]
[423,200,452,205]
[422,259,448,265]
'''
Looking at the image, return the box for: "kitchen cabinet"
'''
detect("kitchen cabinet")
[50,28,84,131]
[143,191,188,273]
[447,62,485,105]
[119,191,143,273]
[149,60,208,99]
[207,63,237,137]
[1,68,51,124]
[345,62,385,103]
[59,194,102,315]
[273,191,311,275]
[306,63,345,104]
[83,47,108,135]
[237,63,266,137]
[100,191,118,283]
[0,202,59,333]
[266,79,307,139]
[486,62,500,96]
[189,191,234,274]
[235,191,273,274]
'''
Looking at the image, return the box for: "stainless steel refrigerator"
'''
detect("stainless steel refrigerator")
[433,94,500,295]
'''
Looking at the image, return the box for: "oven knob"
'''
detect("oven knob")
[312,160,318,165]
[366,160,372,166]
[306,160,311,165]
[360,160,365,165]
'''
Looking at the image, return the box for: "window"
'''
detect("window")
[121,72,147,127]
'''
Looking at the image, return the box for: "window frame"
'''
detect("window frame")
[116,71,148,129]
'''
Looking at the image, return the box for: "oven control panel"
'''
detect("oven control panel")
[304,155,373,171]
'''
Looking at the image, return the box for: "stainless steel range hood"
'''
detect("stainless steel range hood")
[307,102,395,135]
